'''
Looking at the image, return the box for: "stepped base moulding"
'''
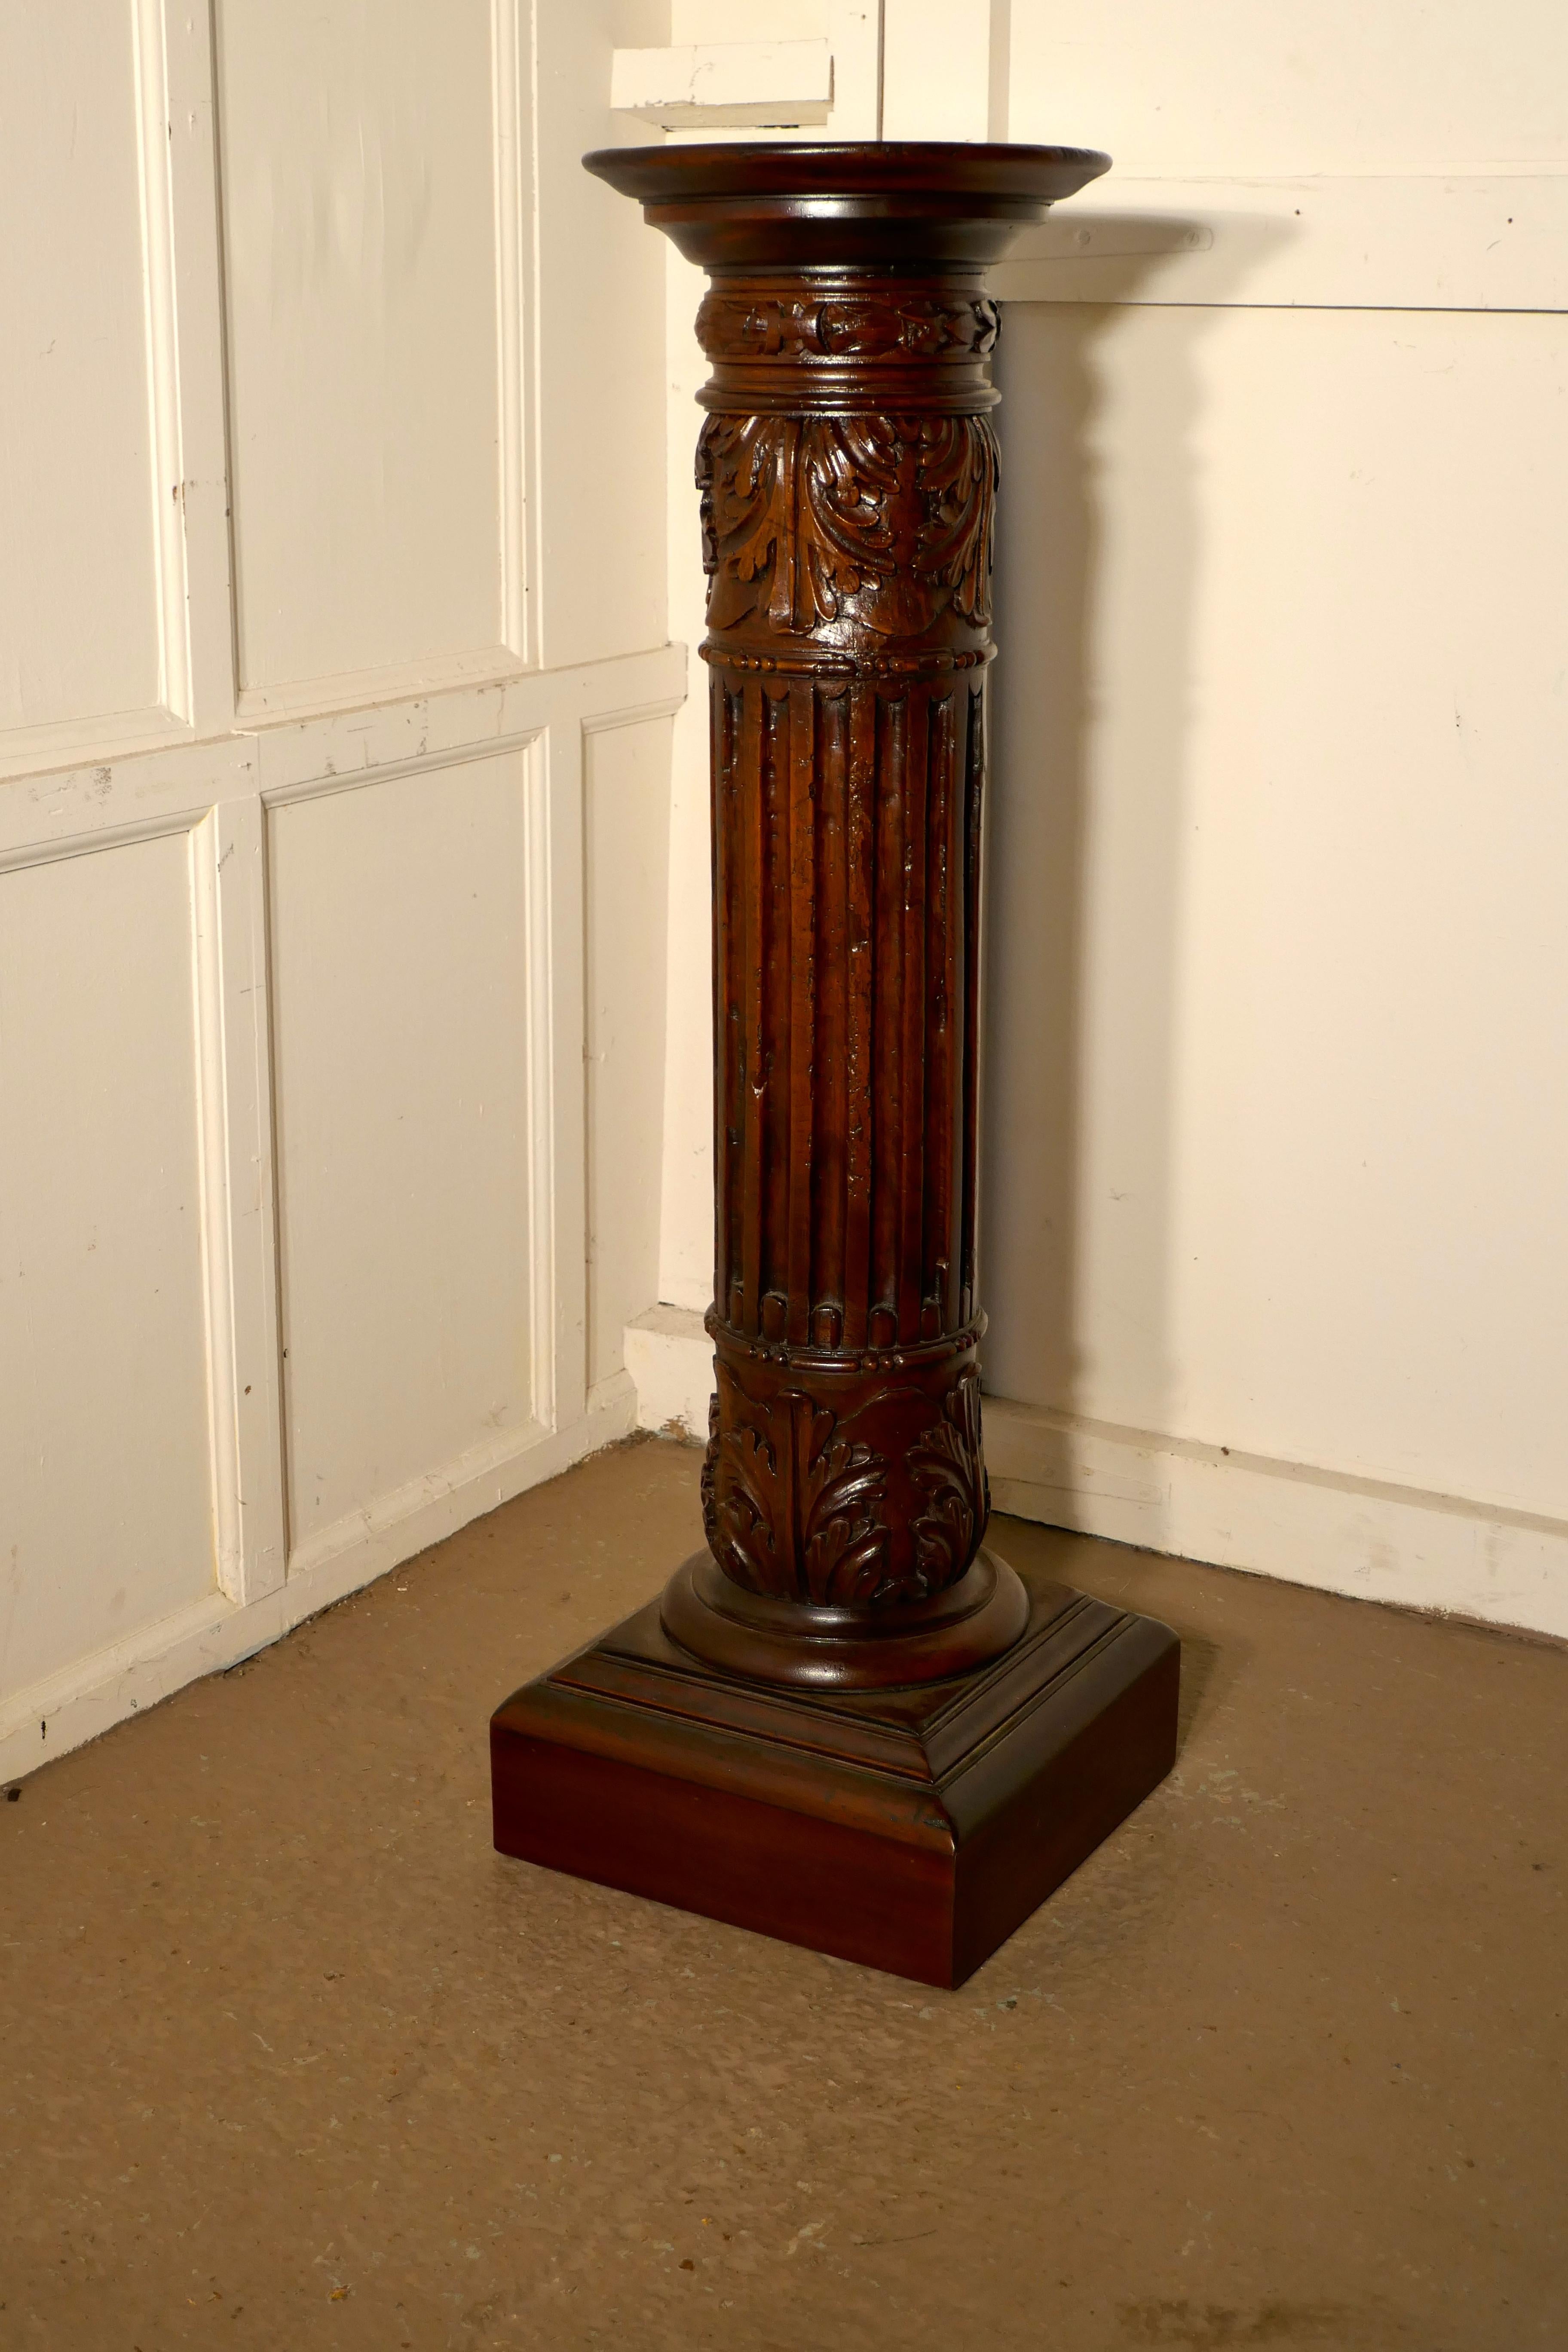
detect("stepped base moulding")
[490,140,1181,1988]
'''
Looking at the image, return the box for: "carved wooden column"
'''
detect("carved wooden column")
[492,145,1180,1989]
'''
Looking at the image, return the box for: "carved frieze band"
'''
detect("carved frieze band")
[696,285,999,365]
[700,1344,991,1607]
[694,276,1003,418]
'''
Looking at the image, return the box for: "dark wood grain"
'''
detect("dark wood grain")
[583,144,1117,1684]
[492,1554,1179,1990]
[491,142,1176,1984]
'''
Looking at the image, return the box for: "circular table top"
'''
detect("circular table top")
[582,140,1111,270]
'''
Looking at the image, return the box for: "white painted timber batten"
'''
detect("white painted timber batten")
[611,42,833,131]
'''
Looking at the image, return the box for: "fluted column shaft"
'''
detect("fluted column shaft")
[694,270,1001,1614]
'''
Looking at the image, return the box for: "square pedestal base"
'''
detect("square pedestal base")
[490,1553,1179,1989]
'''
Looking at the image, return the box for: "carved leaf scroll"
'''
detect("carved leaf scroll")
[697,412,998,637]
[702,1367,891,1603]
[907,1366,990,1592]
[696,290,999,363]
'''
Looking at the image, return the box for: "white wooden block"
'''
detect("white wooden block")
[611,41,832,129]
[624,1305,714,1439]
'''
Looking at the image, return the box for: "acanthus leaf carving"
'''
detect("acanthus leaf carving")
[697,413,998,638]
[701,1366,891,1604]
[800,1436,890,1605]
[907,1366,990,1594]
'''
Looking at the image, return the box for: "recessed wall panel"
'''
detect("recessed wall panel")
[987,303,1568,1521]
[0,838,215,1702]
[584,717,673,1390]
[0,3,163,740]
[216,0,505,693]
[270,756,534,1549]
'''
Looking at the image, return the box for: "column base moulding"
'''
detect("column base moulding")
[491,1552,1178,1990]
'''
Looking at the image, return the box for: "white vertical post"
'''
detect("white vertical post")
[880,0,1008,141]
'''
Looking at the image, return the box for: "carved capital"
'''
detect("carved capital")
[702,1336,989,1607]
[697,411,998,644]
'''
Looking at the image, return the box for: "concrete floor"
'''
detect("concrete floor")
[2,1438,1565,2352]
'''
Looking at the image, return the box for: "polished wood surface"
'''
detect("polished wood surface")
[492,142,1177,1983]
[585,143,1110,1688]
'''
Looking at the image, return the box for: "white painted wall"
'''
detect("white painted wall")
[644,4,1568,1636]
[0,0,681,1783]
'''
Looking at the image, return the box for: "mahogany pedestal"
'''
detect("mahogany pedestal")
[492,142,1180,1989]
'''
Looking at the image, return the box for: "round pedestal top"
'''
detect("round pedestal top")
[583,139,1111,270]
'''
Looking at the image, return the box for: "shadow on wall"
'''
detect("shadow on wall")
[980,215,1292,1432]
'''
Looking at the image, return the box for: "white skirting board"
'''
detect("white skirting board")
[0,1376,638,1790]
[623,1308,1568,1643]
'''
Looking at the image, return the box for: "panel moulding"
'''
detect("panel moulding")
[131,0,193,729]
[491,0,539,664]
[190,799,287,1608]
[521,727,559,1435]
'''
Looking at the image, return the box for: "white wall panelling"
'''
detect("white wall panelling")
[1,0,681,1785]
[0,830,218,1707]
[0,0,238,777]
[0,646,684,1789]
